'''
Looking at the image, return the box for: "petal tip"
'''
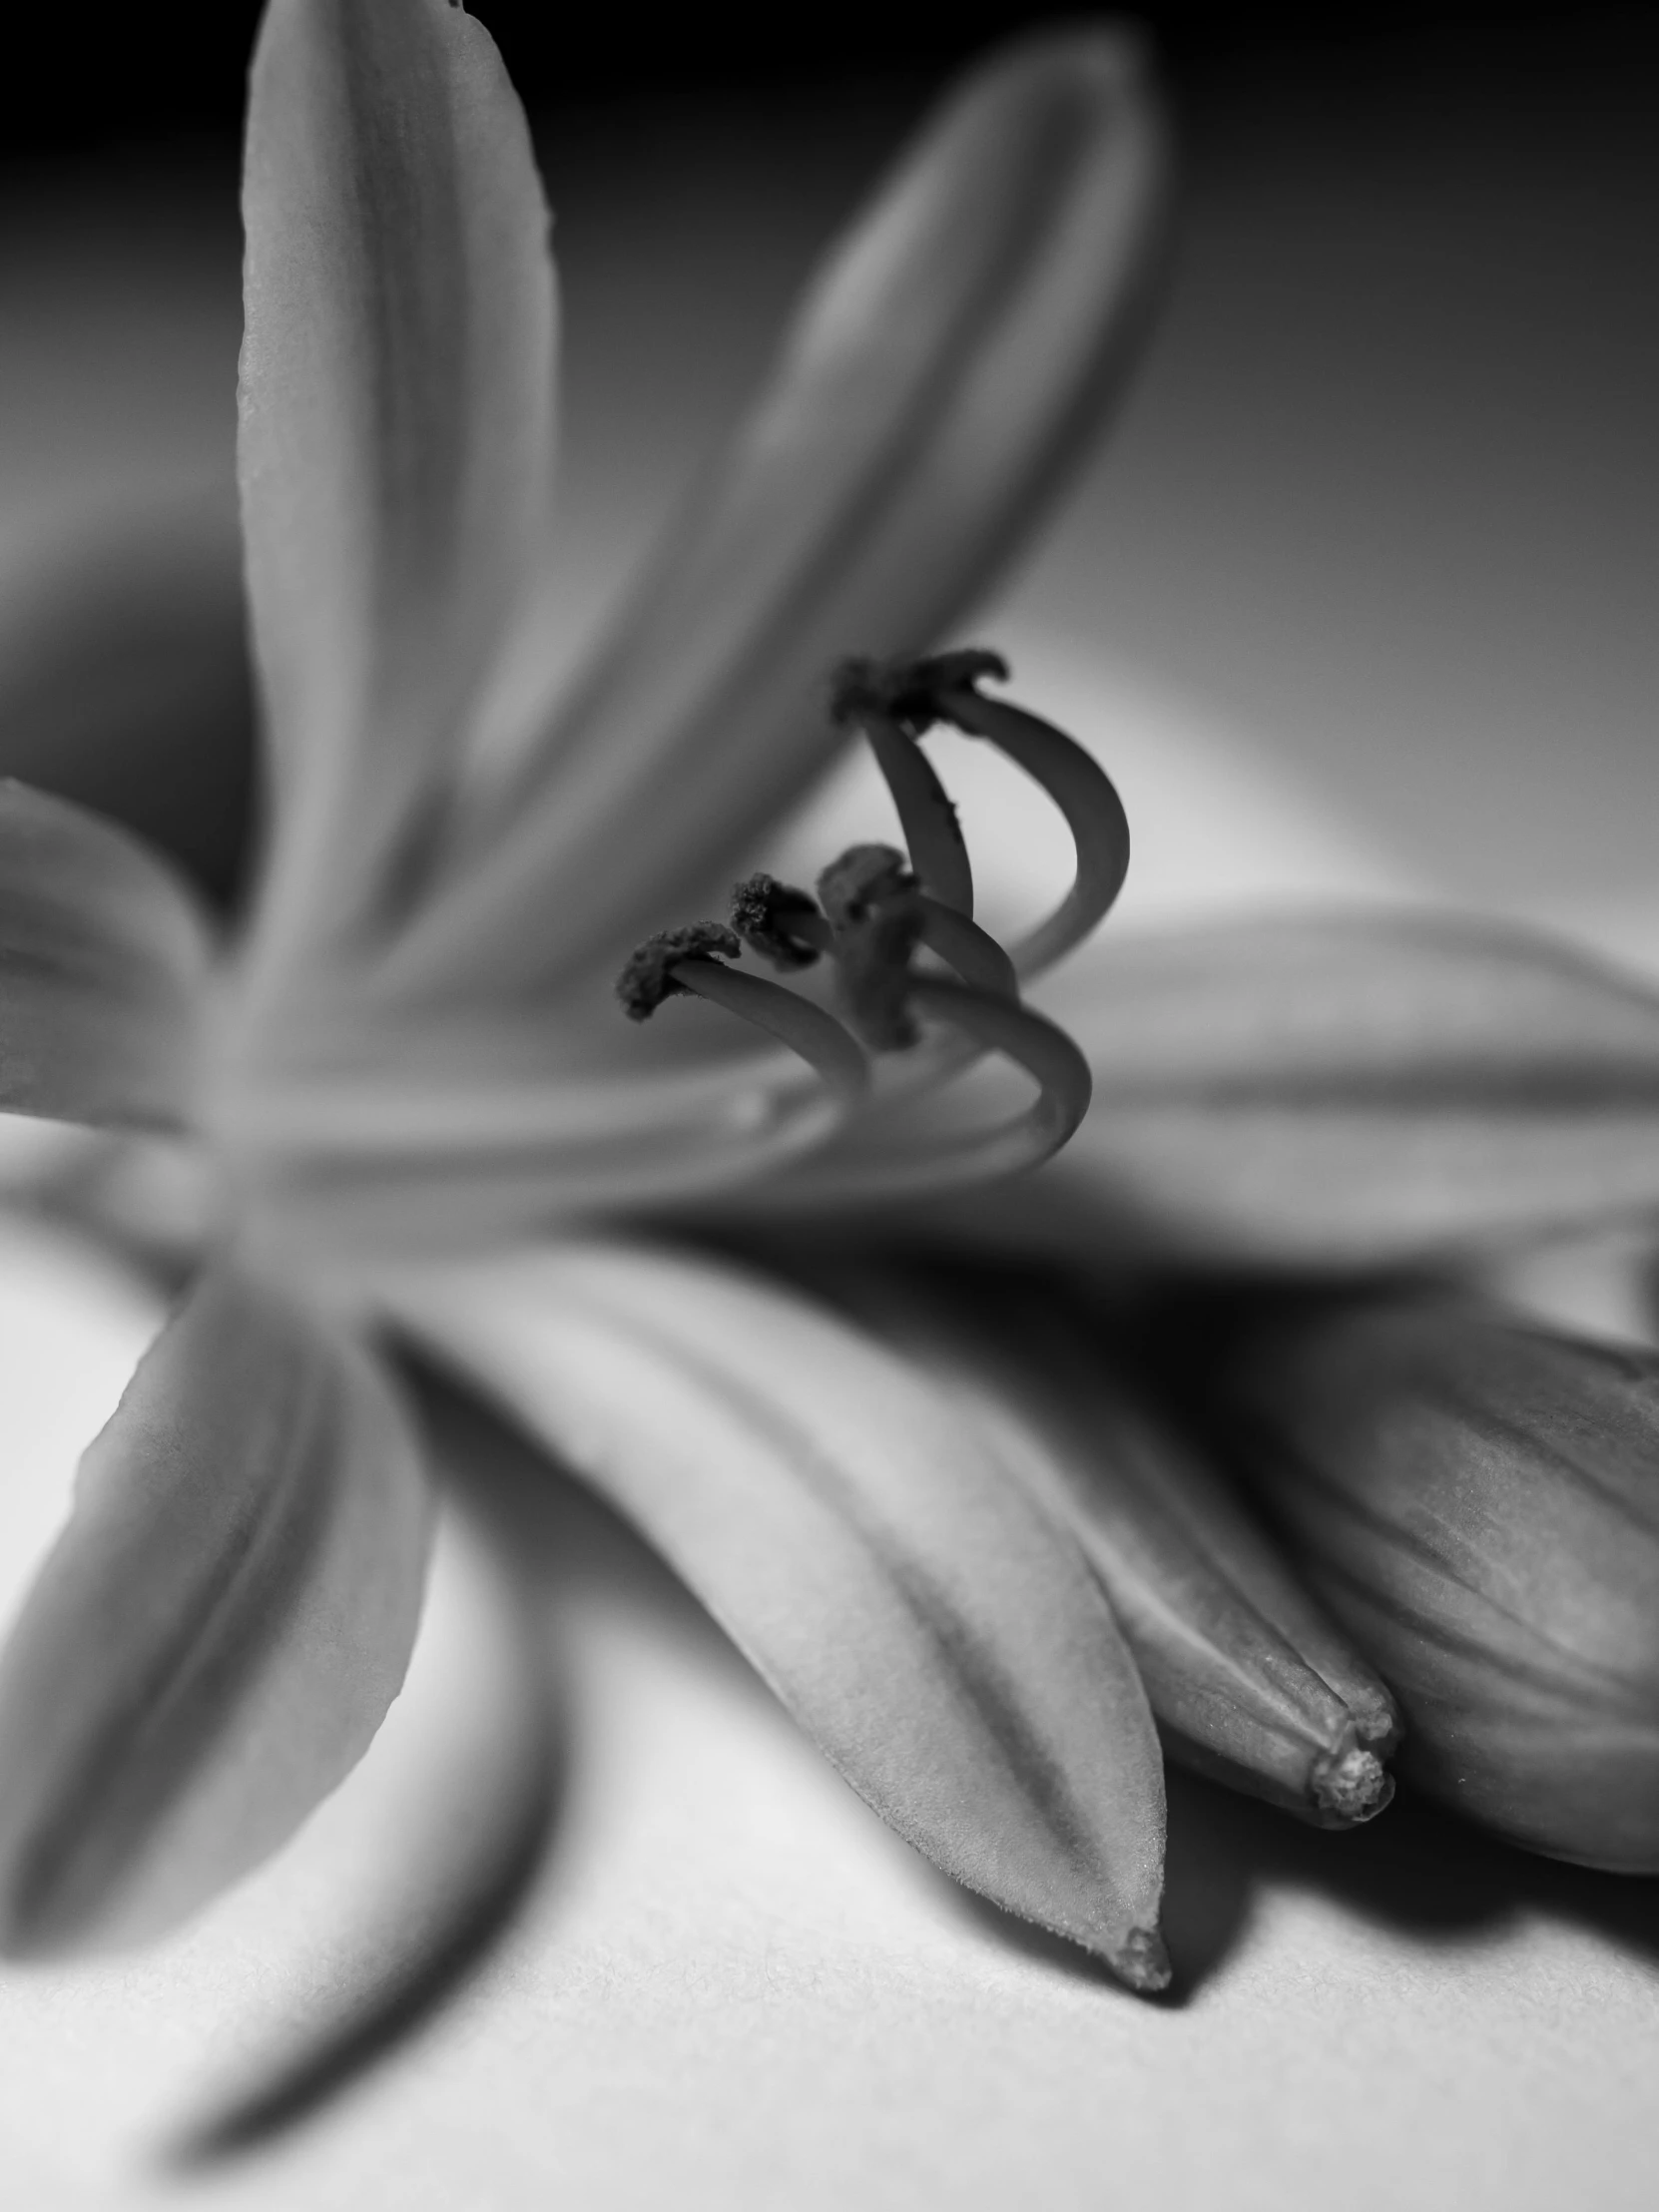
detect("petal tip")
[1113,1924,1173,1996]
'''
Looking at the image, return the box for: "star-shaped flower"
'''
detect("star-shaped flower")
[5,3,1659,2145]
[0,0,1177,1992]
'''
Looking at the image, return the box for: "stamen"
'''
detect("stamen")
[831,651,1010,737]
[916,896,1016,999]
[730,874,829,968]
[816,844,927,1052]
[669,959,870,1108]
[618,647,1120,1200]
[899,977,1093,1183]
[835,651,1131,980]
[616,923,743,1020]
[831,667,973,914]
[617,927,868,1108]
[780,978,1094,1202]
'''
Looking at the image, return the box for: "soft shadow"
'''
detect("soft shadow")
[169,1726,562,2168]
[1159,1769,1264,1994]
[166,1398,573,2170]
[1160,1766,1659,1982]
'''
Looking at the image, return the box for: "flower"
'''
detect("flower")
[6,0,1659,2148]
[0,0,1178,2002]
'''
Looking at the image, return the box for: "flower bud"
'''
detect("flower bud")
[1211,1294,1659,1871]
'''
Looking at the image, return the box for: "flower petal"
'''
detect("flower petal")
[1199,1292,1659,1869]
[387,1239,1169,1986]
[239,0,557,962]
[0,1264,432,1954]
[1033,909,1659,1264]
[390,27,1171,999]
[0,781,213,1130]
[809,1261,1398,1825]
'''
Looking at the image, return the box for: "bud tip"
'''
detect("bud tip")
[1311,1745,1394,1826]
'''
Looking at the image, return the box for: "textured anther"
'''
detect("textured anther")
[616,923,742,1021]
[816,844,927,1052]
[830,649,1010,737]
[730,874,826,971]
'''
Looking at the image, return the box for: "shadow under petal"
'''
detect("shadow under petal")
[1272,1785,1659,1969]
[165,1498,567,2171]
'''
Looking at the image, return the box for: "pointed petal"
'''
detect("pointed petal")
[814,1264,1398,1824]
[387,1239,1168,1984]
[240,0,557,960]
[0,1265,432,1954]
[0,780,213,1130]
[391,27,1171,999]
[1035,909,1659,1264]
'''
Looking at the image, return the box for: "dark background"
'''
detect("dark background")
[4,3,1656,164]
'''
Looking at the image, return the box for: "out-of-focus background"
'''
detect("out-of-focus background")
[4,1,1657,947]
[2,6,1658,2206]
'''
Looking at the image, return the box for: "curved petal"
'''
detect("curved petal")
[388,26,1171,1000]
[0,504,255,907]
[0,781,213,1130]
[240,0,557,964]
[1018,908,1659,1265]
[0,1263,432,1955]
[386,1239,1169,1988]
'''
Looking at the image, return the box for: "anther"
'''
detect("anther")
[830,650,1010,739]
[730,874,829,969]
[616,923,742,1021]
[617,924,870,1113]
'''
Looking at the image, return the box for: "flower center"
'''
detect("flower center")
[616,650,1130,1196]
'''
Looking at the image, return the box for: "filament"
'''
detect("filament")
[619,648,1120,1201]
[859,712,974,914]
[766,977,1093,1201]
[932,681,1130,981]
[916,897,1016,998]
[665,957,869,1108]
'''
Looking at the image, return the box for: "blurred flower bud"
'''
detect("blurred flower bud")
[1211,1294,1659,1871]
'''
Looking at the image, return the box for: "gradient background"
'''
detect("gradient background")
[1,5,1657,2205]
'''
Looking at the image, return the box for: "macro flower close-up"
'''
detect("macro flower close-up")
[1,1,1656,2204]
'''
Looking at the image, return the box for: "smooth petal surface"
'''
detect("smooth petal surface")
[818,1264,1398,1823]
[0,780,213,1130]
[1207,1294,1659,1870]
[388,1239,1169,1984]
[240,0,556,961]
[0,1264,432,1954]
[392,27,1171,999]
[1037,909,1659,1264]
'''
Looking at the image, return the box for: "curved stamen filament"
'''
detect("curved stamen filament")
[935,684,1130,981]
[668,957,869,1109]
[775,978,1093,1201]
[916,896,1016,998]
[860,712,974,914]
[618,649,1117,1201]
